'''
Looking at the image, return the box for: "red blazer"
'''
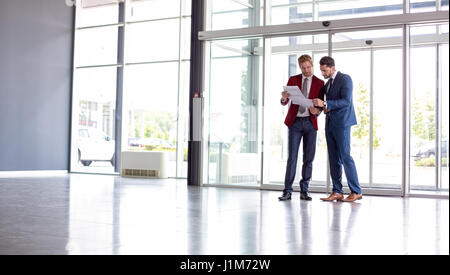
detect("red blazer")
[281,74,325,130]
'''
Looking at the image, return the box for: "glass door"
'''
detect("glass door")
[204,38,263,186]
[262,28,405,195]
[262,33,329,191]
[330,28,404,194]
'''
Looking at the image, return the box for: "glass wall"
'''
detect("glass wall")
[440,43,449,191]
[410,0,449,12]
[71,0,191,177]
[75,0,122,28]
[410,23,449,192]
[71,0,123,174]
[122,0,191,178]
[202,0,448,196]
[207,0,262,31]
[71,0,449,195]
[228,0,450,26]
[207,0,418,27]
[205,0,449,29]
[270,0,404,25]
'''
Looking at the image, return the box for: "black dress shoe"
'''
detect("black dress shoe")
[278,192,292,201]
[300,192,312,201]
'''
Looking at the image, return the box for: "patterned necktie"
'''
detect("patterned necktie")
[299,78,309,113]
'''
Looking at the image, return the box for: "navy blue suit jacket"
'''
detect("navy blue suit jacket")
[322,72,357,129]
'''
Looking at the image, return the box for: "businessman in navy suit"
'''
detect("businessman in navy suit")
[313,56,363,203]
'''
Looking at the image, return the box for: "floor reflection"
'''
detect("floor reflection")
[0,174,447,255]
[67,174,115,254]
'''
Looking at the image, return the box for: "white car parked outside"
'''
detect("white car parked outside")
[77,128,115,167]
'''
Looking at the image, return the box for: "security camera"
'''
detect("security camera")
[365,40,374,46]
[322,21,331,27]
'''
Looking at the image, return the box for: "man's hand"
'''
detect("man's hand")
[313,98,325,107]
[281,91,291,99]
[309,107,321,116]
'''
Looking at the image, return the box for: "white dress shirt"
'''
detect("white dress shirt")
[332,71,338,80]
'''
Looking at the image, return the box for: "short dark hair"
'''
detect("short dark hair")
[320,56,335,68]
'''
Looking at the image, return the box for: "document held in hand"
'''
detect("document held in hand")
[283,86,313,108]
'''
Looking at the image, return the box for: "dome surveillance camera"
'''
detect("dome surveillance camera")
[366,40,374,45]
[322,21,331,27]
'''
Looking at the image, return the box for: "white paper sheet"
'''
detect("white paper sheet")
[283,86,313,108]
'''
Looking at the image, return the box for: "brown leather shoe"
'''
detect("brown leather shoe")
[320,192,344,202]
[341,193,363,202]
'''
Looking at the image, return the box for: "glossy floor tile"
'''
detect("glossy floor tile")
[0,174,448,255]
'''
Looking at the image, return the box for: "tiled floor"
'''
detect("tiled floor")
[0,173,448,255]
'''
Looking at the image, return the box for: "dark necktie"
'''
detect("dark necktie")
[326,78,334,95]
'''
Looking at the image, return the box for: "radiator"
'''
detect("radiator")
[121,151,169,179]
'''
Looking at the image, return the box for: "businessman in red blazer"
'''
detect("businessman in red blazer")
[279,55,325,201]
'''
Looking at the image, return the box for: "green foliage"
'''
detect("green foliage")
[241,67,251,153]
[143,145,175,152]
[414,158,448,167]
[412,90,436,141]
[128,146,175,152]
[352,83,381,150]
[133,111,175,141]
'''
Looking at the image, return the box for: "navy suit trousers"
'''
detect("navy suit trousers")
[284,117,317,194]
[325,125,362,195]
